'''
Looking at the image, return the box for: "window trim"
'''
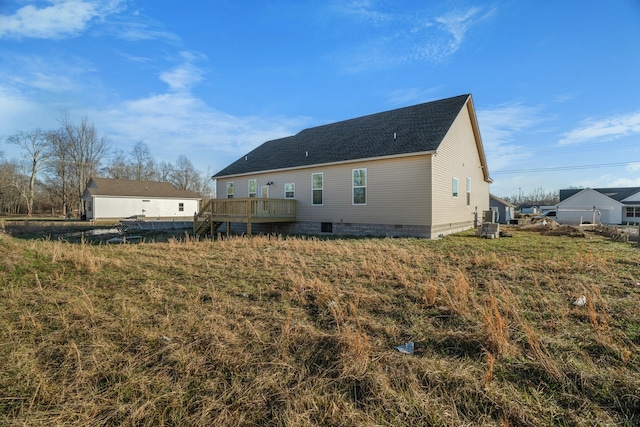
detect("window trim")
[226,181,234,199]
[178,202,184,212]
[466,177,471,206]
[284,183,295,199]
[452,177,459,198]
[626,206,640,218]
[248,179,257,198]
[312,172,323,206]
[352,168,367,205]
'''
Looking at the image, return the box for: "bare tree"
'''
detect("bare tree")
[132,142,156,181]
[6,129,51,216]
[0,160,25,214]
[505,187,559,206]
[103,149,134,180]
[169,155,200,191]
[45,129,74,217]
[154,160,174,183]
[194,166,214,198]
[59,112,109,217]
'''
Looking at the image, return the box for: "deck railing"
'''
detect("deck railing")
[194,198,296,235]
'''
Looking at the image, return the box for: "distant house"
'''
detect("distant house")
[489,194,516,224]
[82,177,201,221]
[208,94,492,238]
[518,205,539,214]
[558,187,640,225]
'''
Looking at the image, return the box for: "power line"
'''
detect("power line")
[492,160,640,174]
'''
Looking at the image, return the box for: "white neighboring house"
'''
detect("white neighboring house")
[558,187,640,225]
[82,177,201,221]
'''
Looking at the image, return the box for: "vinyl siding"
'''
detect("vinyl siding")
[90,196,199,220]
[431,102,489,227]
[557,189,623,224]
[216,154,432,226]
[622,191,640,203]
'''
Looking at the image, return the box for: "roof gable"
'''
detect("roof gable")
[214,94,472,178]
[560,187,640,204]
[490,194,515,207]
[84,178,200,199]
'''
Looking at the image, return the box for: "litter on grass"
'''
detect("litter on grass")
[573,295,587,307]
[395,341,414,354]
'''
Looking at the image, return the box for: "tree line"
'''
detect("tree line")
[501,187,559,207]
[1,113,213,217]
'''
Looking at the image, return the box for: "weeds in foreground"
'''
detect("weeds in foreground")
[1,230,639,426]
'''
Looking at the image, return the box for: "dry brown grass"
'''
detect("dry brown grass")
[1,228,639,426]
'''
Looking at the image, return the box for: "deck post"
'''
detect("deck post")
[246,199,252,236]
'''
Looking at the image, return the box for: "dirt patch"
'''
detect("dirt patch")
[518,219,586,237]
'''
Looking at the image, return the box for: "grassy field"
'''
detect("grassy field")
[1,223,639,426]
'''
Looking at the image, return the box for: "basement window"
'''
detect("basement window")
[321,222,333,233]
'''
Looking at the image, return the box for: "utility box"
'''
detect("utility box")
[483,210,498,223]
[478,222,500,239]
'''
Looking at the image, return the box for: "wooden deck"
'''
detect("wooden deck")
[194,198,296,236]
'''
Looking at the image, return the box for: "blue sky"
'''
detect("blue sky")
[1,0,639,199]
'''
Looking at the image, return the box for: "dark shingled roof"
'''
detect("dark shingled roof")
[214,94,471,177]
[85,178,201,199]
[560,187,640,204]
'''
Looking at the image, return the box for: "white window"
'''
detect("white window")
[226,182,234,199]
[312,173,323,205]
[452,177,459,198]
[352,168,366,205]
[466,177,471,206]
[248,179,257,198]
[285,183,295,199]
[626,207,640,218]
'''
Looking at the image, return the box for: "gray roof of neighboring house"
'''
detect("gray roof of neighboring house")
[490,194,515,207]
[84,177,201,199]
[560,187,640,204]
[214,94,472,178]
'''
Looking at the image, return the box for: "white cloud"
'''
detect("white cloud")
[568,173,640,190]
[0,52,92,93]
[332,0,388,23]
[559,111,640,145]
[336,5,493,72]
[159,51,208,92]
[477,103,543,171]
[106,18,180,42]
[433,8,481,57]
[94,92,310,173]
[626,163,640,173]
[386,86,443,106]
[0,0,125,39]
[159,63,205,92]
